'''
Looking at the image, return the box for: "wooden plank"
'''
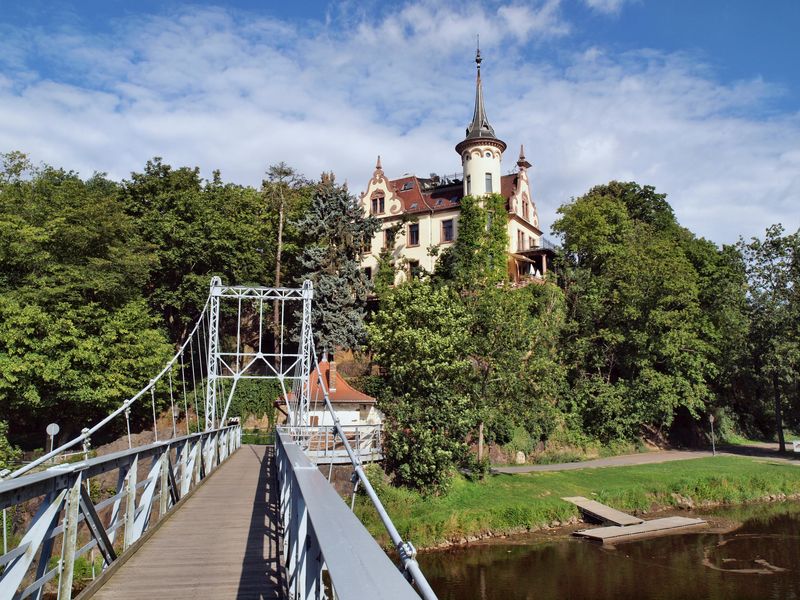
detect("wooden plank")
[574,516,707,543]
[89,445,284,600]
[562,496,644,526]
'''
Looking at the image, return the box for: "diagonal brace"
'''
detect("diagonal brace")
[79,486,117,567]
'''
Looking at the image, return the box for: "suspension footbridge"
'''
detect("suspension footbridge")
[0,279,437,600]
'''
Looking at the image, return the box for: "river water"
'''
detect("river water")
[418,503,800,600]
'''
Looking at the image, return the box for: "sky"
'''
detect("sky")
[0,0,798,244]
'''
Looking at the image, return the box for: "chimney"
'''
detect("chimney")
[328,361,337,393]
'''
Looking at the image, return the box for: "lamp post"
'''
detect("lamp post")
[709,414,716,456]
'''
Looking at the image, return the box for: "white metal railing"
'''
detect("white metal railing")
[0,425,241,600]
[277,424,383,464]
[276,431,422,599]
[275,342,438,600]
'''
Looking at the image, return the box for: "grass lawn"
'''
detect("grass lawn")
[355,456,800,549]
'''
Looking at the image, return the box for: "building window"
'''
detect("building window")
[364,266,372,280]
[442,219,454,243]
[522,201,529,220]
[466,175,471,195]
[529,236,535,249]
[485,173,493,193]
[371,196,385,215]
[383,229,393,249]
[517,230,525,251]
[408,223,420,247]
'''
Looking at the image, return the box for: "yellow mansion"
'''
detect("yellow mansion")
[359,49,553,284]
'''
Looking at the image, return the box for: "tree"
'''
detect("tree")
[0,161,173,444]
[739,225,800,451]
[262,163,310,355]
[368,281,472,493]
[465,283,567,460]
[435,193,508,289]
[120,158,273,344]
[553,181,716,440]
[296,178,379,354]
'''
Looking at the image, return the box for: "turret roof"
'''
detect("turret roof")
[456,47,506,154]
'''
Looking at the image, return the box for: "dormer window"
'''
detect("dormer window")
[402,182,413,191]
[371,196,385,215]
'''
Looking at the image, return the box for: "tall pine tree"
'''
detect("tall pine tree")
[296,176,379,354]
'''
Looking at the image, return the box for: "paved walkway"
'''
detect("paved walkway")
[91,444,285,600]
[493,443,800,474]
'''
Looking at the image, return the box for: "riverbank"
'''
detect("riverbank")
[355,455,800,550]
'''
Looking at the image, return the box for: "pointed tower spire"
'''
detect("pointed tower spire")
[375,155,382,171]
[456,42,506,155]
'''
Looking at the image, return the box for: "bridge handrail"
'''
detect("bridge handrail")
[276,431,421,599]
[0,425,241,600]
[305,346,438,599]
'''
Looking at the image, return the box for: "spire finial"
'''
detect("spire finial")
[375,155,382,171]
[476,35,482,71]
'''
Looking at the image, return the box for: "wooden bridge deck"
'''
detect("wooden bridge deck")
[89,444,285,600]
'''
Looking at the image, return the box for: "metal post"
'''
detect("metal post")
[205,276,222,430]
[58,474,83,600]
[709,414,716,456]
[296,280,314,428]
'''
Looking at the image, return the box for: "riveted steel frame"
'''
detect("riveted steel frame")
[0,425,241,600]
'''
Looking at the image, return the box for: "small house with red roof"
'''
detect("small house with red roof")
[359,48,554,284]
[306,358,382,427]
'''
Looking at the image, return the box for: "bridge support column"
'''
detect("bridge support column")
[57,474,82,600]
[205,276,222,430]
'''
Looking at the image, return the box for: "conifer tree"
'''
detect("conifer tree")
[296,177,379,354]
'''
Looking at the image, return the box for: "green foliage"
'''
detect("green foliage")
[0,162,173,444]
[226,379,281,423]
[0,420,20,470]
[368,281,472,493]
[120,158,276,343]
[297,178,380,353]
[464,283,567,449]
[434,193,509,288]
[738,224,800,446]
[554,181,728,440]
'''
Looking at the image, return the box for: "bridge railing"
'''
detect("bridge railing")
[277,424,383,464]
[0,424,241,600]
[276,431,423,599]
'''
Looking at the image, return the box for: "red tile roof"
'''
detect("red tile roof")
[385,174,518,215]
[310,360,376,405]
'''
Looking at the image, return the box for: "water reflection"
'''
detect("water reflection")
[419,504,800,600]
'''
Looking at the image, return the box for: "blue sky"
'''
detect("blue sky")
[1,0,798,243]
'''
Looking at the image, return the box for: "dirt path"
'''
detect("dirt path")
[492,442,800,474]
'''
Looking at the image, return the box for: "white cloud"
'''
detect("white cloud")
[583,0,637,15]
[0,2,797,244]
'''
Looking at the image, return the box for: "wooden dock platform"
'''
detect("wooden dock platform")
[88,444,285,599]
[574,516,707,543]
[562,496,644,526]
